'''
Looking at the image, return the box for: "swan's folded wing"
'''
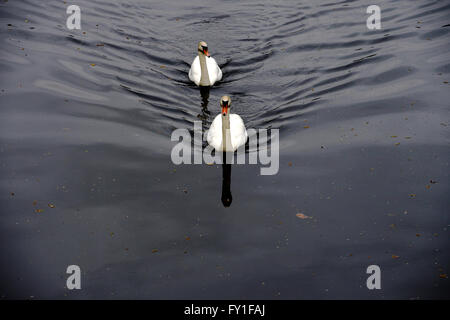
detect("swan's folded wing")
[216,63,223,82]
[230,114,247,150]
[189,56,201,85]
[207,115,223,151]
[207,57,222,84]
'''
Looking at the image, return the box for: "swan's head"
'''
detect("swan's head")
[198,41,210,57]
[220,95,231,116]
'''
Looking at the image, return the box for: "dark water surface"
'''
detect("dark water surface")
[0,0,449,299]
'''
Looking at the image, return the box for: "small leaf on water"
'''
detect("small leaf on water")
[48,203,55,208]
[392,255,399,259]
[296,213,311,219]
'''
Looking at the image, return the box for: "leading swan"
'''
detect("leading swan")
[189,41,222,86]
[207,96,247,152]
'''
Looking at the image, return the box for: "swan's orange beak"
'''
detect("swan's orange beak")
[204,49,210,57]
[221,106,228,116]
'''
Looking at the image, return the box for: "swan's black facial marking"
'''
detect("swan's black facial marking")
[221,100,229,116]
[199,45,208,55]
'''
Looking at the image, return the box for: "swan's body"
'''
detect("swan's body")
[207,114,247,151]
[189,41,222,86]
[207,96,247,152]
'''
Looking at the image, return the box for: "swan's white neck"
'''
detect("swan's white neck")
[199,53,210,86]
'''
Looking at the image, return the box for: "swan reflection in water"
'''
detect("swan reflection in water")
[197,86,210,123]
[221,153,232,207]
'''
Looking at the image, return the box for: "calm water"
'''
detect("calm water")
[0,0,449,299]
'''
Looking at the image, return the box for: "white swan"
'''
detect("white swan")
[207,96,247,152]
[189,41,222,86]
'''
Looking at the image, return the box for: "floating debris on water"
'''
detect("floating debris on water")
[296,213,311,219]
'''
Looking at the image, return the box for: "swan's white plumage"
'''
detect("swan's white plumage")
[188,56,222,86]
[207,114,247,152]
[188,56,201,85]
